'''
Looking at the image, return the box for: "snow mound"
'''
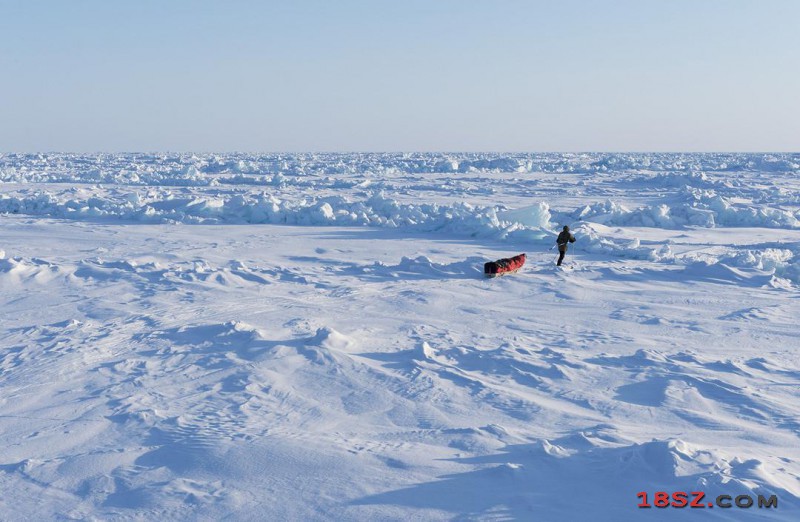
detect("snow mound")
[0,256,64,284]
[719,248,800,284]
[574,225,673,261]
[497,202,552,228]
[166,321,267,358]
[359,436,798,518]
[310,326,356,352]
[358,256,485,279]
[572,192,800,230]
[627,170,717,188]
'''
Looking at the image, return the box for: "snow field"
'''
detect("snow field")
[1,153,799,520]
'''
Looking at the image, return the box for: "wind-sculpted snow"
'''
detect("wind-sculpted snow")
[351,255,486,280]
[2,154,800,520]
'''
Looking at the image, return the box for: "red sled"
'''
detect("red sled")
[484,253,526,278]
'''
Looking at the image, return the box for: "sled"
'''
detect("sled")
[485,267,523,278]
[484,253,526,278]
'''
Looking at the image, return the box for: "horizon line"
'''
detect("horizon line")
[2,150,799,156]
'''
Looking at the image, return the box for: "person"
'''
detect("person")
[556,225,576,266]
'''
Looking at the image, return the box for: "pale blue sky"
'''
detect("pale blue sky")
[1,0,798,152]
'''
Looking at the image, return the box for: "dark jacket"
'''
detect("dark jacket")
[556,230,576,252]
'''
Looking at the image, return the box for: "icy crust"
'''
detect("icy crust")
[1,152,799,183]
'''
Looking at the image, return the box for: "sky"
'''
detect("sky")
[1,0,799,152]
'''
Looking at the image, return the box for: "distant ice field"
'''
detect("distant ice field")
[1,153,799,520]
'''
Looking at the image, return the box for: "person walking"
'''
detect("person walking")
[556,225,576,266]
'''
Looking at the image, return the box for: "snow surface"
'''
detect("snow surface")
[1,152,799,520]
